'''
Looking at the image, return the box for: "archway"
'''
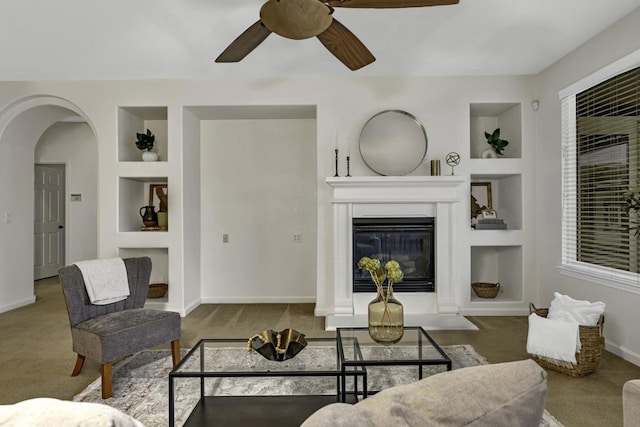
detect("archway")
[0,95,98,313]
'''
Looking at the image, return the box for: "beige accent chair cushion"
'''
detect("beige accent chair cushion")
[302,359,547,427]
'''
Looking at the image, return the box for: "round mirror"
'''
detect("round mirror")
[359,110,428,176]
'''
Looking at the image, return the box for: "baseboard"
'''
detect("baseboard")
[458,308,531,316]
[183,298,201,316]
[605,339,640,367]
[0,295,36,314]
[200,296,317,304]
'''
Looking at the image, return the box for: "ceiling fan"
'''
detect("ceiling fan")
[215,0,459,71]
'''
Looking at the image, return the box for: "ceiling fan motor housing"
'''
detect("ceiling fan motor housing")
[260,0,333,40]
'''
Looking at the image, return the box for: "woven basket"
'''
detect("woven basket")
[471,282,500,298]
[529,303,605,377]
[147,283,168,299]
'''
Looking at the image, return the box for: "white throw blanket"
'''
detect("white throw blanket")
[527,313,581,365]
[75,258,129,305]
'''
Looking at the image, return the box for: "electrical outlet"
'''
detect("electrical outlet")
[223,233,229,243]
[292,233,302,243]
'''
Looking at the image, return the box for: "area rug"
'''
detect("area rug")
[73,345,563,427]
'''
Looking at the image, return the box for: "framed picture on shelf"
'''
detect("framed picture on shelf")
[148,183,168,230]
[148,184,168,211]
[471,182,492,218]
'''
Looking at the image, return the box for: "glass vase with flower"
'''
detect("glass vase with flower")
[358,257,404,343]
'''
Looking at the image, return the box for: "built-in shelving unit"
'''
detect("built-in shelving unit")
[464,102,526,313]
[116,105,173,307]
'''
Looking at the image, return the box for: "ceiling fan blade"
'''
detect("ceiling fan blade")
[215,21,272,63]
[317,19,375,71]
[326,0,458,8]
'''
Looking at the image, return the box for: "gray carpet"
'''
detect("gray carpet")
[73,345,562,427]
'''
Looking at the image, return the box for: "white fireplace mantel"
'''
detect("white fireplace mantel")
[327,176,467,204]
[325,175,471,330]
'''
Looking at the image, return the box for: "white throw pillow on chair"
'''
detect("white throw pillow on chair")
[547,292,605,326]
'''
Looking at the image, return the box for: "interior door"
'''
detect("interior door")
[34,164,65,279]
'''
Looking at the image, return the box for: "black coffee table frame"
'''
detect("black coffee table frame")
[168,337,363,426]
[336,326,453,402]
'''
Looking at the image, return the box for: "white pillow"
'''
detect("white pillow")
[0,398,143,427]
[547,292,605,326]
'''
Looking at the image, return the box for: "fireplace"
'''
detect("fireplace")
[352,217,435,293]
[324,176,467,328]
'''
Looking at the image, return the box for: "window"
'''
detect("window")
[561,57,640,292]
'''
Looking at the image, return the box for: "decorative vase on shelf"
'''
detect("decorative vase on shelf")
[481,147,497,158]
[368,287,404,344]
[136,129,157,161]
[141,150,158,162]
[139,205,158,227]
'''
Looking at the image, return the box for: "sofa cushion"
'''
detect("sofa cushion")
[623,380,640,427]
[0,398,143,426]
[302,359,547,427]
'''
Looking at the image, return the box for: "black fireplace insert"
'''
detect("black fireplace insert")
[352,217,435,293]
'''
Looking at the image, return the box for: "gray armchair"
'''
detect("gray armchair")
[58,257,181,399]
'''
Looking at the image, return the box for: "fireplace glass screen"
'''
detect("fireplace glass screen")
[352,217,435,292]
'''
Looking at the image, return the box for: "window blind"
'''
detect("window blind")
[561,67,640,281]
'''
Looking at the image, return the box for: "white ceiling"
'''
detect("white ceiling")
[1,0,639,80]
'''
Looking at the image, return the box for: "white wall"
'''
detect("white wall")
[534,8,640,364]
[200,119,317,302]
[35,122,98,264]
[0,76,535,319]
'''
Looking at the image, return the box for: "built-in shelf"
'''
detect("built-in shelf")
[470,173,522,230]
[118,247,169,304]
[118,176,168,232]
[118,106,168,162]
[470,245,523,303]
[470,103,522,159]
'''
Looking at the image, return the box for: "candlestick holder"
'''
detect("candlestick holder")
[346,156,351,177]
[334,149,340,177]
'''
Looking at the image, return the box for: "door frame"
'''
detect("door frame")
[0,95,98,313]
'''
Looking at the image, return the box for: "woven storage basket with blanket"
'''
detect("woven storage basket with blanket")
[529,302,604,377]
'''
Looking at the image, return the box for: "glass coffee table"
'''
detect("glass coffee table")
[169,338,362,426]
[337,326,452,402]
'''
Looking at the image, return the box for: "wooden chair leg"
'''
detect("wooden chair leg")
[71,354,85,377]
[101,363,112,399]
[171,339,181,367]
